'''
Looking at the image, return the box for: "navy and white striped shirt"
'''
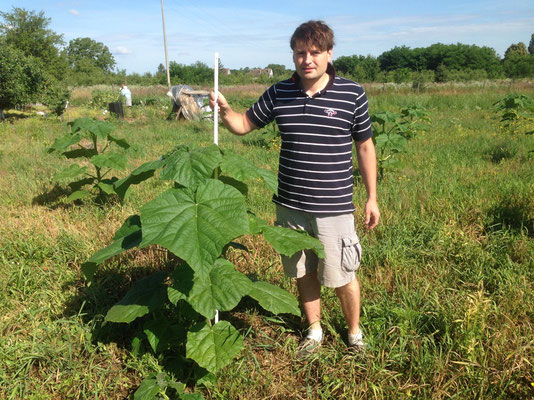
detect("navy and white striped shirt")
[246,65,372,214]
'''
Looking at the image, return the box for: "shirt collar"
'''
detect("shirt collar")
[291,63,336,95]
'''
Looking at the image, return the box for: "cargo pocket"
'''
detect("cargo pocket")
[341,234,362,272]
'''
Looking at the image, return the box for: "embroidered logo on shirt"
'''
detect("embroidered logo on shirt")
[324,108,337,117]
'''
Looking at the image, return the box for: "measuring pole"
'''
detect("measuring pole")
[214,52,219,145]
[214,51,220,324]
[161,0,171,90]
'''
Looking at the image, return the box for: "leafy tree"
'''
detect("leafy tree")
[67,37,116,72]
[157,63,166,75]
[69,58,108,86]
[333,55,357,75]
[43,81,70,118]
[168,61,212,85]
[378,45,413,71]
[266,63,287,76]
[529,34,534,55]
[377,43,502,79]
[504,42,528,59]
[333,55,379,82]
[0,7,66,79]
[0,45,45,119]
[503,54,534,79]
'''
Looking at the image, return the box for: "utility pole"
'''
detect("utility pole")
[161,0,171,90]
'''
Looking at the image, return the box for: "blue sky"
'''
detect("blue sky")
[4,1,534,74]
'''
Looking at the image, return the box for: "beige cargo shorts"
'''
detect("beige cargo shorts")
[275,205,362,288]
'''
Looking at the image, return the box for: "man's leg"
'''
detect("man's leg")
[297,269,321,325]
[295,269,323,358]
[335,276,361,335]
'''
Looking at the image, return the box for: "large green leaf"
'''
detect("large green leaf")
[90,152,127,170]
[69,117,95,133]
[105,271,168,323]
[248,281,301,316]
[70,117,114,140]
[82,215,142,280]
[187,259,252,319]
[133,378,160,400]
[256,167,278,195]
[66,190,91,203]
[48,133,82,153]
[140,180,249,271]
[249,215,325,258]
[160,145,222,187]
[220,151,278,195]
[97,181,116,195]
[186,320,244,374]
[113,158,166,201]
[168,264,195,305]
[53,164,87,181]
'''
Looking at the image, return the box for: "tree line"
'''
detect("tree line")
[1,7,534,117]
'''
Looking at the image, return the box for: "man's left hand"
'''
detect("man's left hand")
[364,199,380,230]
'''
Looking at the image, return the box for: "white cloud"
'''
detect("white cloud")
[69,9,80,16]
[115,46,132,55]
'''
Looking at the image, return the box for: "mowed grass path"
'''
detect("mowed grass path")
[0,86,533,399]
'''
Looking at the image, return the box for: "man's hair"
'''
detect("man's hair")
[290,20,335,51]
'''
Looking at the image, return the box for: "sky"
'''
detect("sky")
[3,0,534,74]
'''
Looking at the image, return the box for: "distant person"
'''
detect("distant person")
[120,84,132,107]
[210,20,379,359]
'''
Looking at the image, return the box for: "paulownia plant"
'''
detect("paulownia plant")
[370,105,432,180]
[493,93,534,136]
[370,111,408,180]
[48,117,130,202]
[83,144,325,399]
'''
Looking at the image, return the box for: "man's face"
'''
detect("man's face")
[292,41,332,82]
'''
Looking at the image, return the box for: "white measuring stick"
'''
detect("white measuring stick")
[214,52,219,146]
[214,51,220,324]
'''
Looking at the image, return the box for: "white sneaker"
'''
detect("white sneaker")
[348,330,365,351]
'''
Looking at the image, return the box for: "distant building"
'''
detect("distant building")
[221,68,231,76]
[250,68,273,78]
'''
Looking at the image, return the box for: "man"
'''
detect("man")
[210,20,379,358]
[120,83,132,107]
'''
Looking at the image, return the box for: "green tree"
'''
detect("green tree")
[0,7,66,79]
[67,37,116,72]
[504,42,528,59]
[333,55,379,82]
[333,55,358,75]
[0,45,45,120]
[503,54,534,79]
[378,46,413,71]
[529,34,534,55]
[168,61,212,85]
[69,58,107,85]
[266,63,287,76]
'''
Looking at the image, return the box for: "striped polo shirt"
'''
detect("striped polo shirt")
[246,64,373,214]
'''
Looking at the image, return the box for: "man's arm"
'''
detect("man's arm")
[209,91,257,135]
[355,137,380,230]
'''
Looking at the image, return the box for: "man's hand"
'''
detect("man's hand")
[364,198,380,230]
[209,90,229,114]
[208,90,257,135]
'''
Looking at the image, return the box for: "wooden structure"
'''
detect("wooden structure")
[167,87,210,121]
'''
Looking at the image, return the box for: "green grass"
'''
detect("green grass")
[0,86,533,399]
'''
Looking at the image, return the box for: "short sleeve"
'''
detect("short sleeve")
[246,85,276,128]
[351,88,373,142]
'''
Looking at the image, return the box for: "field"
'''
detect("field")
[1,83,533,399]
